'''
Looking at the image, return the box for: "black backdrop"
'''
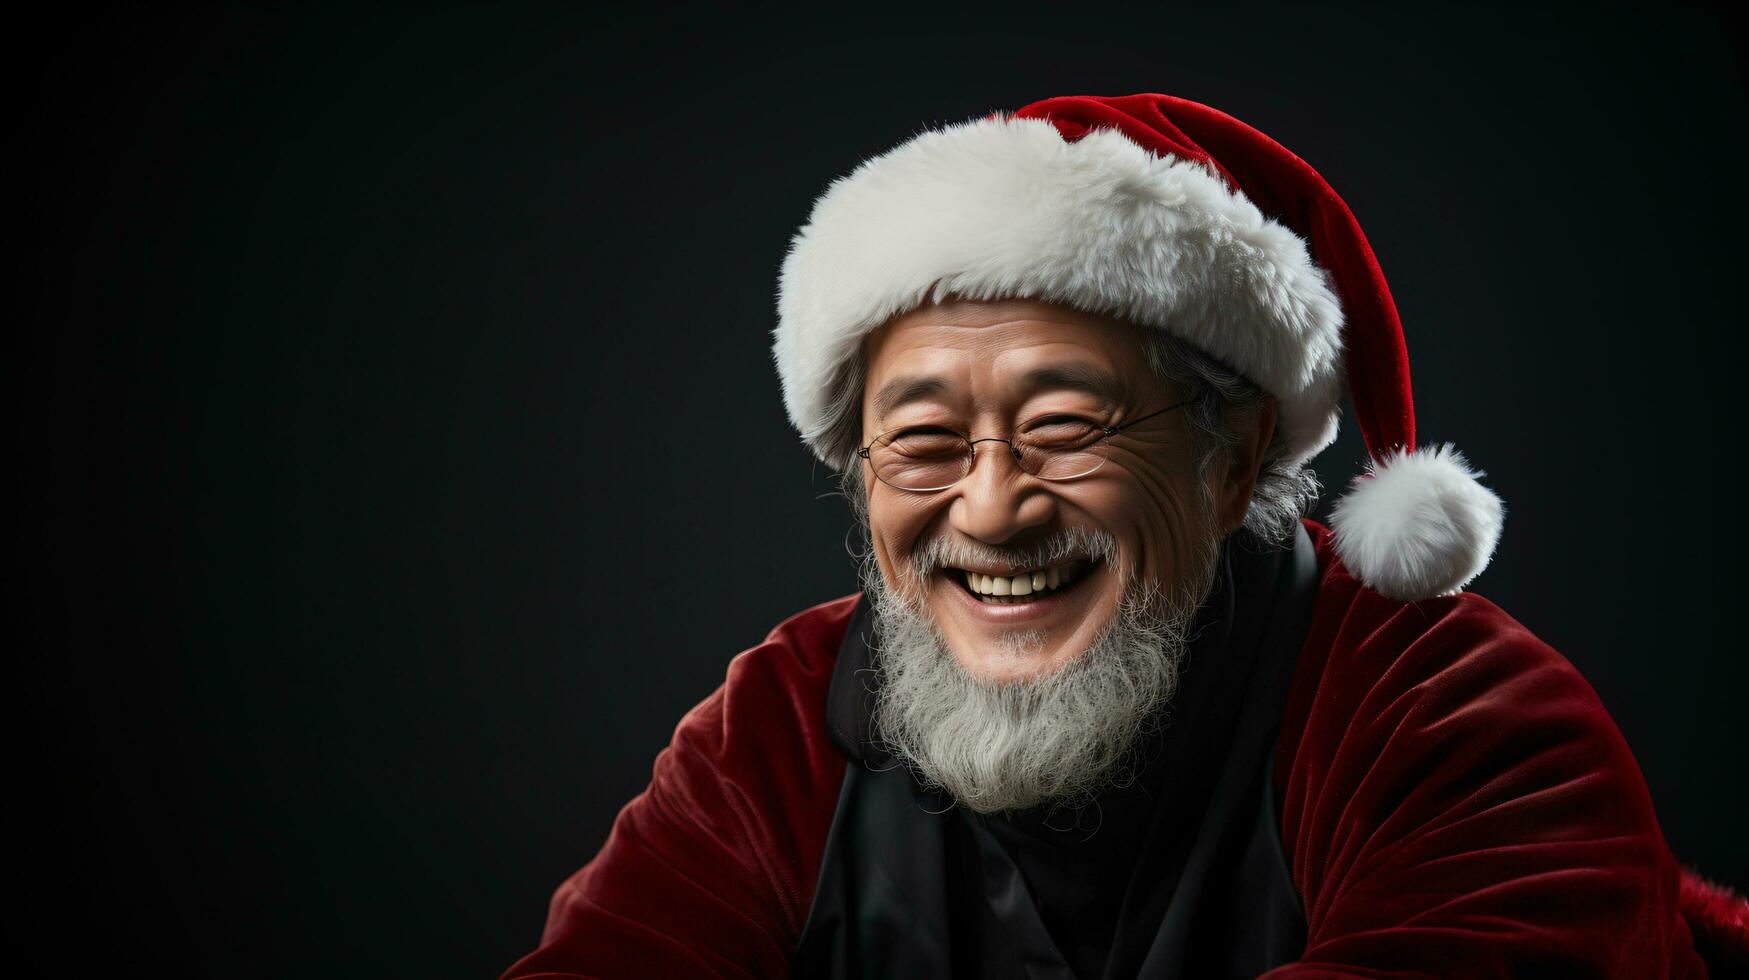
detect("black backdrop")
[16,3,1746,976]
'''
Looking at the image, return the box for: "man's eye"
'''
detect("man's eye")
[884,428,965,456]
[1026,416,1099,432]
[1029,415,1097,427]
[886,426,960,442]
[1023,417,1101,446]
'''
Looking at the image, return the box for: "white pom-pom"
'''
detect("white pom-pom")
[1328,443,1505,602]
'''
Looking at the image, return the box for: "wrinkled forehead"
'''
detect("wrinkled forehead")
[859,300,1156,419]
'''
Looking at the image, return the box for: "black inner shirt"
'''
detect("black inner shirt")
[800,523,1311,979]
[950,529,1284,979]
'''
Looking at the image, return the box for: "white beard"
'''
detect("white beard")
[860,524,1224,815]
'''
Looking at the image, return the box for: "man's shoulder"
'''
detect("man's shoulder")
[753,592,864,670]
[666,592,861,773]
[1297,516,1570,685]
[504,595,864,975]
[1286,518,1650,826]
[1284,518,1625,789]
[721,591,861,717]
[1276,523,1703,975]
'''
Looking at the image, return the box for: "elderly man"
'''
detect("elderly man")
[503,94,1744,978]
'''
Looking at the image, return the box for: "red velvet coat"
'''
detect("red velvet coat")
[503,520,1745,978]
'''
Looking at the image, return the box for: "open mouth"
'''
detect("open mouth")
[945,557,1102,605]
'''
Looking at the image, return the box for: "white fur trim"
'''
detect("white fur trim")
[774,113,1345,467]
[1328,443,1505,602]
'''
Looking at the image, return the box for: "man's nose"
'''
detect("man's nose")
[948,441,1057,545]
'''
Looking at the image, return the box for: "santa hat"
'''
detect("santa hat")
[772,92,1504,603]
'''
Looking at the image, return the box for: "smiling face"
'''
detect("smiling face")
[859,297,1253,685]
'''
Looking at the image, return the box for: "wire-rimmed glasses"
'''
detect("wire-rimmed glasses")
[856,398,1196,493]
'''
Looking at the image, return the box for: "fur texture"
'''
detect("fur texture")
[773,113,1346,469]
[1327,444,1505,601]
[1678,868,1749,971]
[774,111,1505,603]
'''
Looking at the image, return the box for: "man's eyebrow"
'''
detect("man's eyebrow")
[1017,363,1131,406]
[872,375,952,425]
[872,363,1131,425]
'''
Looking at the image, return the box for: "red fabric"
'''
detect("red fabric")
[1681,872,1749,975]
[1009,94,1418,462]
[502,519,1734,978]
[500,594,853,980]
[1264,522,1716,978]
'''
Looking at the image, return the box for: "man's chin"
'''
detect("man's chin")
[864,579,1198,812]
[936,623,1096,686]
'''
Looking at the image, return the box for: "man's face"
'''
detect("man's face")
[860,298,1223,685]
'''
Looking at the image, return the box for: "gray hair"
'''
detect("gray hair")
[827,321,1321,549]
[1138,330,1321,548]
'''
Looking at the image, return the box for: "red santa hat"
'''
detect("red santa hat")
[773,92,1504,603]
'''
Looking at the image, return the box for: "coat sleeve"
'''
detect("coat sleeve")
[1263,532,1707,979]
[499,596,855,980]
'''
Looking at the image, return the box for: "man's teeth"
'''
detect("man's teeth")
[961,562,1084,603]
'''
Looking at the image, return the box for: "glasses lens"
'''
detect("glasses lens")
[1020,422,1109,481]
[871,429,971,491]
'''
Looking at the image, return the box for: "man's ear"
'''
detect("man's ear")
[1212,397,1279,535]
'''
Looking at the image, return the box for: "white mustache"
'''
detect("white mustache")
[906,526,1123,581]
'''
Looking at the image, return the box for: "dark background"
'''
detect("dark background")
[16,2,1746,976]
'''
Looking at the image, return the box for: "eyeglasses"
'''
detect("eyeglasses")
[856,398,1196,493]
